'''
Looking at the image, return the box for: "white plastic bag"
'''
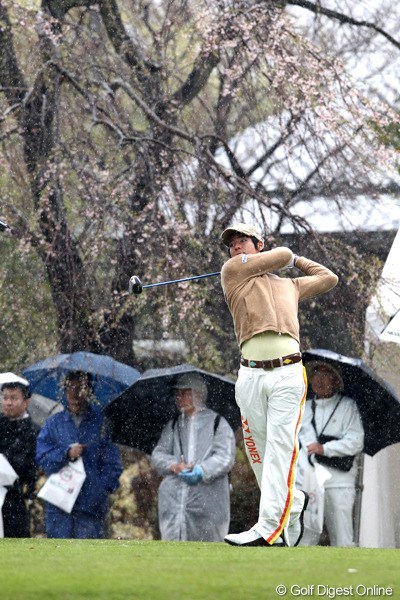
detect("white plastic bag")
[0,454,18,487]
[302,463,332,536]
[38,458,86,514]
[0,485,8,538]
[0,455,18,538]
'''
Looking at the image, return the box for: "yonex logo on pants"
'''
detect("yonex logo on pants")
[242,417,262,464]
[243,435,262,464]
[242,416,250,433]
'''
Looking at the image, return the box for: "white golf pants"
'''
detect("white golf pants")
[235,362,307,544]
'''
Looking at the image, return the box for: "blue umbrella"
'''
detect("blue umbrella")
[22,352,140,409]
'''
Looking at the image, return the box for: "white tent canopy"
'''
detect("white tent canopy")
[362,226,400,548]
[366,227,400,345]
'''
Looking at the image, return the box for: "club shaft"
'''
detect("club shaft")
[143,272,221,289]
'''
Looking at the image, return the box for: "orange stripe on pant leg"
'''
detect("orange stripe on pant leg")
[266,367,308,544]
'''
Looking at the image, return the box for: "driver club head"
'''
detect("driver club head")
[129,275,143,295]
[0,220,10,232]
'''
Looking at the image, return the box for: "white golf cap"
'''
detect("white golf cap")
[0,372,30,387]
[221,222,263,247]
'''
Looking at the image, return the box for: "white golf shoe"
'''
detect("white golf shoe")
[224,528,285,547]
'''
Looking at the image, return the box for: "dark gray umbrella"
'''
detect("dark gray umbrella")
[302,349,400,456]
[104,363,241,454]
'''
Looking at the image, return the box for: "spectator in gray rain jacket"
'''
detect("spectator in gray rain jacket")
[151,374,236,541]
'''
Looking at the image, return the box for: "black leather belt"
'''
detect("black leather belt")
[240,352,302,370]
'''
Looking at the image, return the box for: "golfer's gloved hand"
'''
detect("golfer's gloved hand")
[287,254,298,268]
[178,465,203,486]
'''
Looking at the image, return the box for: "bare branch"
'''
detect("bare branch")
[0,126,19,142]
[285,0,400,50]
[112,78,195,143]
[246,115,300,178]
[172,51,220,107]
[98,0,160,78]
[0,1,27,107]
[43,0,94,20]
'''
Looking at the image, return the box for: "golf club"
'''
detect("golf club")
[129,271,221,294]
[0,220,10,232]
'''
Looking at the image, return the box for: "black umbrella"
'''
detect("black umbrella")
[302,349,400,456]
[104,363,241,454]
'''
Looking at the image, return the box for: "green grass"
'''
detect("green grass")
[0,539,398,600]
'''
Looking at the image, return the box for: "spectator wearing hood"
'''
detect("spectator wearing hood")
[151,373,236,541]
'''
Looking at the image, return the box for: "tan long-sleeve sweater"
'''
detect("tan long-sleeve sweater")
[221,247,338,347]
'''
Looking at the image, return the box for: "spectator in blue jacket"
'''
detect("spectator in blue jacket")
[36,371,122,539]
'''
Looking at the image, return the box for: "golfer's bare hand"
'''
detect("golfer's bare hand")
[307,442,324,456]
[68,444,86,459]
[170,461,189,475]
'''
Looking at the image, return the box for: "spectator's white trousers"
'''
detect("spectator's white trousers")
[301,486,356,547]
[236,362,307,544]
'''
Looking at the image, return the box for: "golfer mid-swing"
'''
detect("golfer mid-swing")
[221,223,338,546]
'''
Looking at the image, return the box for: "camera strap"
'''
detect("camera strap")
[311,394,343,437]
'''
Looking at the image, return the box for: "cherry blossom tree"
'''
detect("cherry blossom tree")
[0,0,399,371]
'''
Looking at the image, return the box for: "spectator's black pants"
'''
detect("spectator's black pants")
[2,488,30,538]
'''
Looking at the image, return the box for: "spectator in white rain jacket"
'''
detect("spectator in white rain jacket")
[151,373,236,541]
[297,362,364,547]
